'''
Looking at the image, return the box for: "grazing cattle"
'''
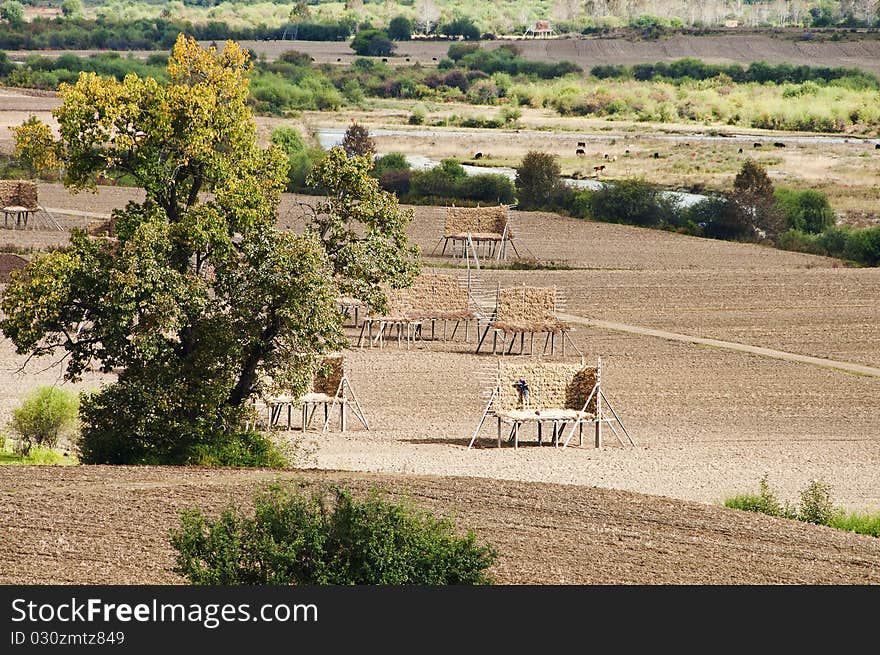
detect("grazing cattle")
[773,142,786,148]
[575,148,586,157]
[337,58,342,62]
[603,153,610,160]
[876,143,880,149]
[473,152,483,160]
[405,58,410,62]
[753,142,762,148]
[737,147,743,153]
[593,164,606,174]
[652,152,659,159]
[624,149,630,155]
[432,57,438,61]
[577,141,586,147]
[382,58,388,63]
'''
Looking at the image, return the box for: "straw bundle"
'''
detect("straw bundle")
[376,275,474,321]
[444,205,509,238]
[0,180,38,209]
[495,361,598,413]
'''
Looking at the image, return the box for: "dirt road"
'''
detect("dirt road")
[559,314,880,378]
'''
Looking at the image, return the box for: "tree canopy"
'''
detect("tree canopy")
[2,35,418,465]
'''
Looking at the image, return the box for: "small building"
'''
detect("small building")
[524,20,556,38]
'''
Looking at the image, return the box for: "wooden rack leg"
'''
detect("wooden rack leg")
[475,323,492,353]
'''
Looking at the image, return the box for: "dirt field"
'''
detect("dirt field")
[1,182,878,518]
[12,33,880,73]
[2,466,879,585]
[194,35,880,75]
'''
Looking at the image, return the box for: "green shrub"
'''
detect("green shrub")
[588,179,680,228]
[342,79,364,104]
[77,377,285,467]
[0,444,76,465]
[440,17,480,41]
[387,16,413,41]
[724,475,789,517]
[457,174,515,204]
[774,188,835,234]
[10,386,79,456]
[515,151,562,210]
[351,29,395,57]
[687,195,753,241]
[448,42,480,61]
[568,189,593,219]
[722,477,880,538]
[408,103,427,125]
[378,169,412,196]
[270,126,306,156]
[170,485,497,585]
[797,479,838,526]
[373,152,410,176]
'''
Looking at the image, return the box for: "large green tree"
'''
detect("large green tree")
[1,36,418,465]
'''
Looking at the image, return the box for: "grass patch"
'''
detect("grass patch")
[0,444,77,465]
[831,513,880,538]
[724,476,880,539]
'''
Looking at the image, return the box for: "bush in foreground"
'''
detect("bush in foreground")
[170,485,497,585]
[10,386,79,456]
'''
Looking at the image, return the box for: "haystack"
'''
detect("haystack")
[430,204,519,264]
[257,354,368,433]
[475,284,575,355]
[469,358,636,450]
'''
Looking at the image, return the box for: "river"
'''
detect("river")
[316,128,709,207]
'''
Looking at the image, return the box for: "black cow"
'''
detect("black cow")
[753,142,762,148]
[473,152,483,160]
[652,152,659,159]
[875,143,880,149]
[575,148,585,157]
[737,147,743,154]
[773,142,786,148]
[577,141,586,147]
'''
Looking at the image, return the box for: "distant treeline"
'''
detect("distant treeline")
[591,58,879,88]
[0,17,354,50]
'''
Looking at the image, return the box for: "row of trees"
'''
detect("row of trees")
[512,152,852,249]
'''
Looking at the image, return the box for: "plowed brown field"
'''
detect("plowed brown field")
[2,170,879,585]
[2,466,879,585]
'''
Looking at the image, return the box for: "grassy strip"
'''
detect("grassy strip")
[724,476,880,539]
[0,444,77,465]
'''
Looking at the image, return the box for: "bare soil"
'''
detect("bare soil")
[2,466,879,585]
[199,36,880,75]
